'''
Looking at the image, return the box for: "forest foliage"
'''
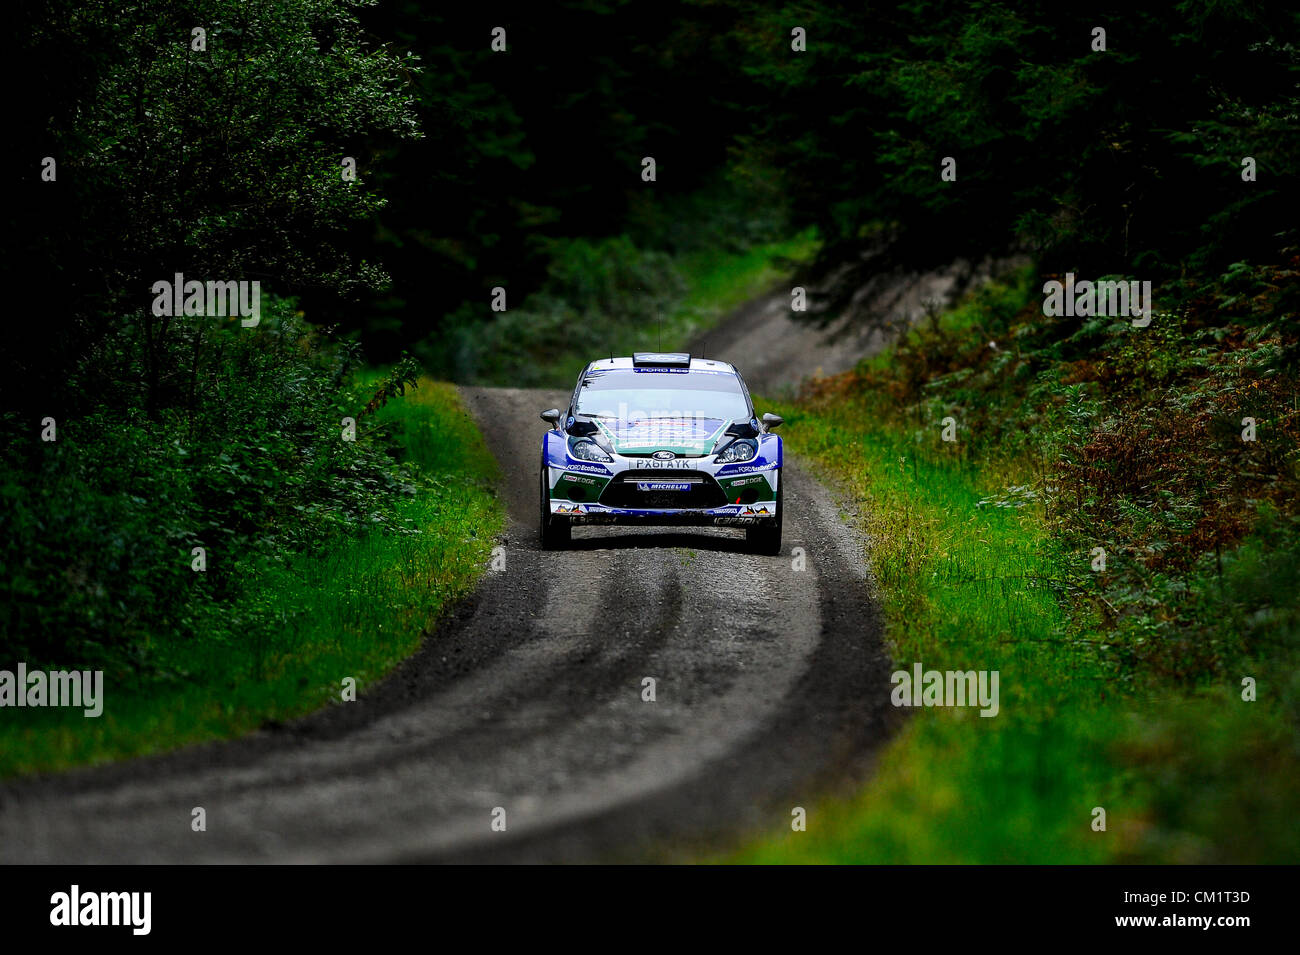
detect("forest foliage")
[4,0,1297,689]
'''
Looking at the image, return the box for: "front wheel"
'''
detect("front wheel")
[745,481,782,555]
[539,465,571,550]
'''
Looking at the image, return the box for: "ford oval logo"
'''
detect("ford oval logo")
[652,450,675,460]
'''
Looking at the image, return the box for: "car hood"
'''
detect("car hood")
[594,416,730,456]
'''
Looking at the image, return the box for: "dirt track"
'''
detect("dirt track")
[0,381,896,863]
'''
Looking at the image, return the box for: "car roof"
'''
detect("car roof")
[585,356,738,374]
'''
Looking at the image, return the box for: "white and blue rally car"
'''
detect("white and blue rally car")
[539,352,784,553]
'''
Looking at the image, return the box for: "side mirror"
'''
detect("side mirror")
[761,412,784,431]
[540,408,562,425]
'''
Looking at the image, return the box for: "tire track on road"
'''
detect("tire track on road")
[0,386,896,863]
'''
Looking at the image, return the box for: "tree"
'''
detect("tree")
[6,0,422,414]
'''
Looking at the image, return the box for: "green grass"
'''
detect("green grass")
[731,409,1122,862]
[673,232,819,334]
[0,379,502,777]
[589,229,820,382]
[728,263,1300,863]
[469,229,820,389]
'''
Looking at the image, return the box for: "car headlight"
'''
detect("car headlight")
[715,439,757,463]
[569,437,613,462]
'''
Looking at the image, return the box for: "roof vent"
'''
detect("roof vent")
[632,352,692,368]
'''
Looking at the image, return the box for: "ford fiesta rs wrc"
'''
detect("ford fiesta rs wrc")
[539,352,784,553]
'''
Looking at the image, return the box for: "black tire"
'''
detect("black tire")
[746,480,782,555]
[540,464,571,550]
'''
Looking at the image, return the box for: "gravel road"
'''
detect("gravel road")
[0,332,901,864]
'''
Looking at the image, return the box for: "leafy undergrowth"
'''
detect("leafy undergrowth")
[444,228,819,389]
[0,372,502,778]
[733,259,1300,862]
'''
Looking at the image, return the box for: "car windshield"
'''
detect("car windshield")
[575,368,750,423]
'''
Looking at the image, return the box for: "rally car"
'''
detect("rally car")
[538,352,784,553]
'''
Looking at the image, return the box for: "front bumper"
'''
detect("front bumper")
[543,428,782,527]
[549,500,778,526]
[544,457,779,527]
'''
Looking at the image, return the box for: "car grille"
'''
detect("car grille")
[598,470,728,509]
[618,452,708,458]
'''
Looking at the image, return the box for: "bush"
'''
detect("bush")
[0,296,419,676]
[433,234,687,385]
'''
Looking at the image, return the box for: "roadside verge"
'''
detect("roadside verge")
[1,379,502,778]
[731,265,1300,863]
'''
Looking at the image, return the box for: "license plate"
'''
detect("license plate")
[636,482,690,492]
